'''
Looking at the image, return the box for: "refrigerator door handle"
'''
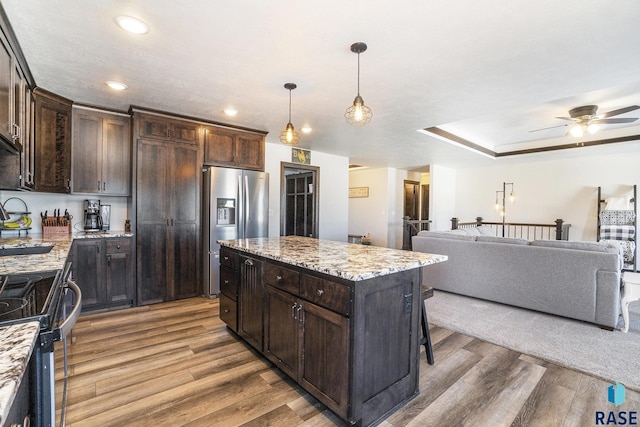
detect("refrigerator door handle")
[245,175,250,224]
[238,174,243,238]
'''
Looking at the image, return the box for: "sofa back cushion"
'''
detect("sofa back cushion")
[476,235,530,245]
[530,240,619,254]
[416,230,477,241]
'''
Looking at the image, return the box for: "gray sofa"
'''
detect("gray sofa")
[412,229,623,328]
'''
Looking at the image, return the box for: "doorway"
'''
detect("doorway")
[280,162,319,238]
[404,180,420,220]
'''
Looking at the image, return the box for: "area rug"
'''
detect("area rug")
[425,291,640,391]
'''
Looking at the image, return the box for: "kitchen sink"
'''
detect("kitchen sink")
[0,245,54,256]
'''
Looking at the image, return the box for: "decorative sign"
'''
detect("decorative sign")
[349,187,369,198]
[292,148,311,164]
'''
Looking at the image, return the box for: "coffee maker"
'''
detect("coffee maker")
[83,199,103,232]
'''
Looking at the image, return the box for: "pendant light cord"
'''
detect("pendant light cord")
[288,88,292,122]
[357,53,361,96]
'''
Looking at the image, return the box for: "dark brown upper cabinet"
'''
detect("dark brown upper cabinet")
[33,88,72,193]
[203,125,265,171]
[72,106,131,196]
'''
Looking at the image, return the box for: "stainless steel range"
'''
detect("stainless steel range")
[0,262,82,427]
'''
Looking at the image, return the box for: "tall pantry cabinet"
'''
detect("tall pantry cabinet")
[132,109,202,305]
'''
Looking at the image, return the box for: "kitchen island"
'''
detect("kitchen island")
[217,236,447,426]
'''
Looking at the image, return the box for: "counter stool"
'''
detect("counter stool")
[621,271,640,333]
[420,285,434,365]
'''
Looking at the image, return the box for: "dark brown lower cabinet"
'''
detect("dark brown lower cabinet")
[221,248,421,426]
[72,237,134,312]
[265,285,349,416]
[238,255,264,351]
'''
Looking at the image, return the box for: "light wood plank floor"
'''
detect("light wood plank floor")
[56,297,640,426]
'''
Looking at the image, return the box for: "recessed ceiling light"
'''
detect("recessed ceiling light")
[115,16,149,34]
[301,126,313,134]
[224,108,238,116]
[106,81,128,91]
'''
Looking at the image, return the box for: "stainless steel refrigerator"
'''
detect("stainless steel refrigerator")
[203,166,269,296]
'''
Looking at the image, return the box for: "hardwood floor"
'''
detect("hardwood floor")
[56,297,640,426]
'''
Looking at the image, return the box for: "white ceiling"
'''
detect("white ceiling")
[4,0,640,170]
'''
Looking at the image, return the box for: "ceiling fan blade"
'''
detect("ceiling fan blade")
[529,123,569,132]
[597,105,640,119]
[593,117,639,124]
[554,117,575,121]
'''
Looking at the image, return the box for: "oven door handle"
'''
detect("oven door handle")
[58,280,82,339]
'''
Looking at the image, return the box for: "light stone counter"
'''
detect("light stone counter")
[0,321,39,427]
[218,236,447,281]
[0,231,133,276]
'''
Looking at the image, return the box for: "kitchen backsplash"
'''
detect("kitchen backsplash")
[0,190,130,234]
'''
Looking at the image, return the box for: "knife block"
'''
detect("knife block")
[42,217,72,237]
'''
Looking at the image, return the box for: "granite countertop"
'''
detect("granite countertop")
[218,236,447,281]
[0,321,40,427]
[0,231,133,276]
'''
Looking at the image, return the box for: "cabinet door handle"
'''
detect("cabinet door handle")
[107,255,111,266]
[171,219,174,226]
[12,123,20,139]
[224,280,229,284]
[291,302,298,319]
[103,181,106,191]
[117,245,121,250]
[98,181,101,191]
[244,259,254,266]
[276,275,283,281]
[317,289,324,296]
[297,304,304,323]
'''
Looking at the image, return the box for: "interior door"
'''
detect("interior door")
[281,163,319,238]
[403,180,420,220]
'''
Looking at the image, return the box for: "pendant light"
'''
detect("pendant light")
[345,42,372,126]
[280,83,300,146]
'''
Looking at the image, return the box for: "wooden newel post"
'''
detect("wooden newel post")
[555,219,564,240]
[451,217,459,230]
[402,216,411,250]
[476,217,483,227]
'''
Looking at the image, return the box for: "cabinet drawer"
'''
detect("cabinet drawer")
[220,247,238,270]
[265,263,300,295]
[219,293,237,331]
[106,239,131,254]
[300,275,351,316]
[220,265,238,299]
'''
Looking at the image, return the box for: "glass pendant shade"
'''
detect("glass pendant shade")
[345,94,373,126]
[280,83,300,146]
[345,42,372,126]
[280,122,300,146]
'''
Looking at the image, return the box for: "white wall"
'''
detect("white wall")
[265,141,349,241]
[453,150,640,241]
[429,164,457,231]
[0,190,130,234]
[348,167,421,249]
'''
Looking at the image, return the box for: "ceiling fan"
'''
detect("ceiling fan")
[531,104,640,137]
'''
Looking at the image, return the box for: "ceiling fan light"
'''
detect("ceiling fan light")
[570,125,584,137]
[587,123,600,134]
